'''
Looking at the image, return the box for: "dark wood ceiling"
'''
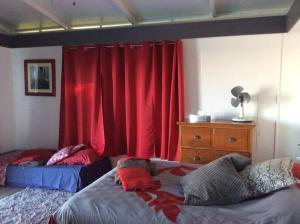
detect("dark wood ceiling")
[0,0,299,48]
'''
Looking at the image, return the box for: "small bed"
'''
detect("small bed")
[51,159,300,224]
[6,157,112,192]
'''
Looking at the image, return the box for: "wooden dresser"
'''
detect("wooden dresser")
[178,120,255,164]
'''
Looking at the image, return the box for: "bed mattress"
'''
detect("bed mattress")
[52,159,300,224]
[6,157,111,192]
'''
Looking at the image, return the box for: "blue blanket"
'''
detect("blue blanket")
[6,165,83,192]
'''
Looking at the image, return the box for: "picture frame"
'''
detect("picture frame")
[24,59,56,96]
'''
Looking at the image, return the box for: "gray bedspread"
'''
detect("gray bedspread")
[53,159,300,224]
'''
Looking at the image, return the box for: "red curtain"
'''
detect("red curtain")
[59,46,105,155]
[59,41,184,160]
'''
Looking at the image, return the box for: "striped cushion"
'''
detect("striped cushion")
[180,157,251,206]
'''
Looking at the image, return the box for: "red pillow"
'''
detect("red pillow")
[117,167,155,191]
[292,163,300,189]
[56,147,99,165]
[292,163,300,178]
[12,149,56,165]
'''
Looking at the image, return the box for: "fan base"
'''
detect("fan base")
[232,117,252,123]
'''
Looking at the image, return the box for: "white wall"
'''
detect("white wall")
[275,27,300,159]
[183,31,300,162]
[0,47,15,152]
[11,47,62,149]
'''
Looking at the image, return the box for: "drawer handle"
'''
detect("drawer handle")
[227,137,237,142]
[192,156,201,161]
[193,135,201,140]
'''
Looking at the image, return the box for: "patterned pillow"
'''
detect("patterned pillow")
[180,157,251,206]
[56,147,99,165]
[46,144,84,165]
[240,157,296,196]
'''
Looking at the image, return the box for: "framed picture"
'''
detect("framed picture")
[24,59,56,96]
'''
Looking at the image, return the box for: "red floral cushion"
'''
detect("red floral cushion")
[117,167,155,191]
[292,163,300,178]
[12,149,56,165]
[56,147,99,165]
[46,144,85,165]
[292,163,300,189]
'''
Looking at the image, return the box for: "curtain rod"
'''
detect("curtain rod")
[67,41,177,50]
[103,43,176,48]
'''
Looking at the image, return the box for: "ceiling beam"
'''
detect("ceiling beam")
[0,23,12,34]
[21,0,69,30]
[111,0,143,25]
[0,33,11,47]
[10,16,287,48]
[209,0,217,18]
[286,0,300,31]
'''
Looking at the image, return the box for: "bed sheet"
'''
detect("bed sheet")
[53,159,300,224]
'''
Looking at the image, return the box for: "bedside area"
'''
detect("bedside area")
[178,121,256,164]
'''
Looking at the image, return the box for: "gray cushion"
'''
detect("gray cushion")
[180,157,251,206]
[223,153,251,171]
[240,157,296,196]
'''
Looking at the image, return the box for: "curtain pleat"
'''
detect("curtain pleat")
[59,41,184,160]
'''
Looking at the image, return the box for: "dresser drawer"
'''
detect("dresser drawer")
[181,148,214,164]
[213,128,248,151]
[181,126,211,148]
[215,150,251,159]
